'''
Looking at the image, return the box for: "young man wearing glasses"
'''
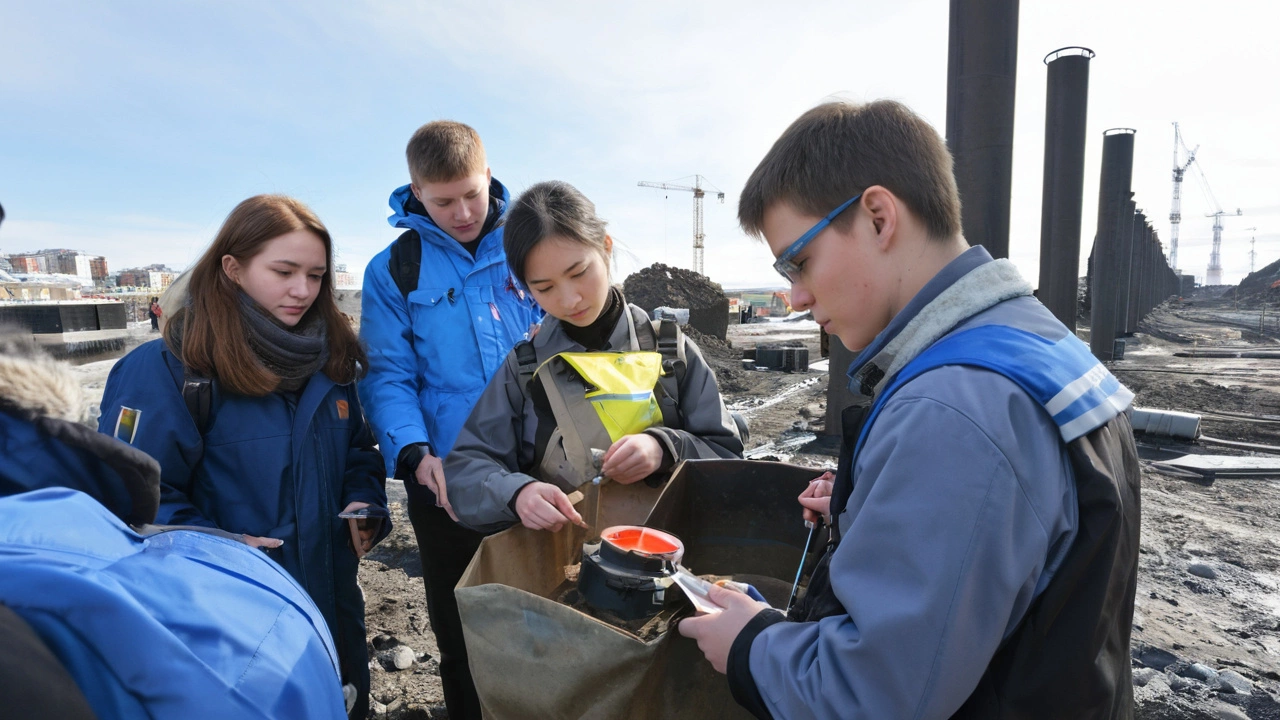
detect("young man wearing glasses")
[680,100,1141,719]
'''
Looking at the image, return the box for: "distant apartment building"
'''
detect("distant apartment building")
[148,271,176,290]
[9,256,42,274]
[116,264,178,289]
[334,263,356,289]
[8,249,103,281]
[89,256,109,281]
[55,253,92,280]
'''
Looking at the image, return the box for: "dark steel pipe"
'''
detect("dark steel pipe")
[1037,47,1094,331]
[946,0,1020,259]
[1115,201,1137,335]
[1090,129,1135,361]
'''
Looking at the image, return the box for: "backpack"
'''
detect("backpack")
[388,229,421,301]
[0,488,346,720]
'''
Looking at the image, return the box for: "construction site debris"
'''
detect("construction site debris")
[1148,453,1280,481]
[1130,408,1202,440]
[748,345,810,373]
[623,263,729,340]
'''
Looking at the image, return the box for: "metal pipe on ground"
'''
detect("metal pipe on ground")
[1037,47,1094,332]
[1089,129,1135,361]
[1130,408,1201,440]
[946,0,1019,259]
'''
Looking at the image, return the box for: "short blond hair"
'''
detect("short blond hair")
[406,121,487,185]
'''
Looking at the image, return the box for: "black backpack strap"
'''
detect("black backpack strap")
[514,339,539,392]
[388,229,422,301]
[640,316,686,430]
[181,367,213,434]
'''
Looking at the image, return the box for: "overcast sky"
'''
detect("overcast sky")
[2,0,1276,289]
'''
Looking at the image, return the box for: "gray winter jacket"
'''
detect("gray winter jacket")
[743,247,1105,719]
[447,302,743,533]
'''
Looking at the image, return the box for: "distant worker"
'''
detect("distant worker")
[98,195,389,718]
[680,100,1141,719]
[445,180,743,533]
[358,121,543,720]
[148,295,162,331]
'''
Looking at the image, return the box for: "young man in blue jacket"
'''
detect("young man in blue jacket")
[680,100,1141,719]
[359,121,541,720]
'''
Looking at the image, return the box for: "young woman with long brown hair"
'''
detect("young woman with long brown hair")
[98,194,388,718]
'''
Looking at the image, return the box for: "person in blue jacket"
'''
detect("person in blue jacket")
[99,194,389,719]
[359,120,541,720]
[680,101,1140,719]
[0,325,348,720]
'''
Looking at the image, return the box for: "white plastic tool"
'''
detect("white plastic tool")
[670,565,724,615]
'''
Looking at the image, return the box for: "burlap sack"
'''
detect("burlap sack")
[456,459,824,719]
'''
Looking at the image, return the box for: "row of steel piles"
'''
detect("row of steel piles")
[826,0,1180,434]
[1088,130,1182,361]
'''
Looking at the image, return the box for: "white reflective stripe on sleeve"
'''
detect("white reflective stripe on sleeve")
[1058,384,1135,442]
[1045,363,1110,416]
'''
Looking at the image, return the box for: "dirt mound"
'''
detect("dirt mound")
[682,323,737,366]
[1224,257,1280,307]
[623,263,730,340]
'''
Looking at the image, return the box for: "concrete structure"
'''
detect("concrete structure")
[0,300,129,358]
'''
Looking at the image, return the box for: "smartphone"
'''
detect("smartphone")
[338,506,390,520]
[340,506,389,559]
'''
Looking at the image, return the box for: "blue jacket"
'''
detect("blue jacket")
[736,248,1133,719]
[359,179,542,499]
[98,339,389,690]
[0,337,345,719]
[0,488,346,720]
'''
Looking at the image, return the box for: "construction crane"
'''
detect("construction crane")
[1243,227,1259,274]
[1177,132,1242,286]
[637,175,725,275]
[1206,208,1243,285]
[1168,123,1198,272]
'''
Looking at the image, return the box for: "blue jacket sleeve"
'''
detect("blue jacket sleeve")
[97,343,214,528]
[743,367,1074,720]
[340,387,392,545]
[358,249,430,475]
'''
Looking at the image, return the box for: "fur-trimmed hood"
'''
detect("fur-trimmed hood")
[0,326,161,525]
[0,328,93,424]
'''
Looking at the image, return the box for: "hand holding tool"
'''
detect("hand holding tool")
[787,519,820,613]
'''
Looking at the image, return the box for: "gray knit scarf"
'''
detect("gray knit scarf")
[237,291,329,393]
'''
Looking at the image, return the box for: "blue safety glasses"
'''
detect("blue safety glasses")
[772,192,862,283]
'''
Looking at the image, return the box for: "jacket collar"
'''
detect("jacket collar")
[847,246,1034,397]
[532,291,640,355]
[386,177,510,260]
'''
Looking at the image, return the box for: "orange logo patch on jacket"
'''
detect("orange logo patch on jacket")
[336,400,349,419]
